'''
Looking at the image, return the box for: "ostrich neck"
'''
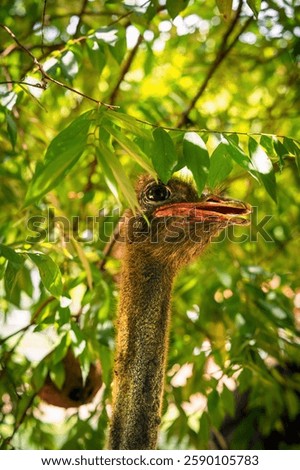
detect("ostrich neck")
[108,249,175,449]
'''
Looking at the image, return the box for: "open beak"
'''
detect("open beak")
[153,195,252,226]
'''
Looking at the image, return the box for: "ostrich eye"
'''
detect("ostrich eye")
[145,184,171,203]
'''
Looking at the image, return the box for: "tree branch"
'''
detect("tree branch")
[177,4,253,128]
[41,0,48,53]
[0,23,118,109]
[74,0,90,36]
[0,393,37,449]
[108,32,144,105]
[0,80,47,89]
[108,2,165,104]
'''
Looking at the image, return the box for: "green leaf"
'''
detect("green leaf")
[207,389,219,412]
[183,132,209,194]
[86,39,106,74]
[57,306,71,327]
[166,0,190,19]
[208,142,233,188]
[273,139,287,171]
[145,0,158,21]
[60,51,79,82]
[98,344,113,386]
[70,321,85,346]
[24,110,93,206]
[257,298,289,321]
[49,361,66,390]
[134,135,156,163]
[97,127,120,202]
[4,261,23,301]
[2,249,25,303]
[0,258,6,280]
[260,135,275,157]
[224,135,251,171]
[96,142,138,212]
[28,252,63,297]
[43,111,93,165]
[103,119,156,176]
[152,127,177,183]
[52,335,70,364]
[283,137,300,173]
[226,133,239,145]
[246,0,262,18]
[17,264,33,297]
[285,389,299,420]
[238,368,253,392]
[15,394,34,425]
[221,385,235,417]
[198,412,210,448]
[216,0,233,20]
[108,28,126,64]
[77,349,91,384]
[0,243,24,266]
[32,360,49,390]
[106,110,152,140]
[248,137,277,203]
[144,43,155,76]
[6,111,17,148]
[283,137,300,156]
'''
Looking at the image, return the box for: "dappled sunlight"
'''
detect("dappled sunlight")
[249,146,274,174]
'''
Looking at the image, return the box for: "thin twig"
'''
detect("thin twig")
[41,0,48,54]
[0,296,55,346]
[40,11,114,21]
[108,0,151,27]
[0,23,118,109]
[0,393,37,449]
[36,64,112,106]
[0,24,36,60]
[131,116,299,142]
[217,0,244,54]
[74,0,89,36]
[0,295,56,410]
[1,42,66,59]
[0,80,47,89]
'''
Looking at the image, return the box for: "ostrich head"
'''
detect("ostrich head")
[122,175,251,270]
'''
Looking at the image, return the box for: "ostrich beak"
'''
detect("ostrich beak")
[153,195,252,226]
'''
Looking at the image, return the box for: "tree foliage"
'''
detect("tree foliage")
[0,0,299,450]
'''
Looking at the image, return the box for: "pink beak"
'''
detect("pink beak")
[154,195,252,226]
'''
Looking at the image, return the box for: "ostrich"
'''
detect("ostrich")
[108,175,251,450]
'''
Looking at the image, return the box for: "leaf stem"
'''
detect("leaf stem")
[132,116,299,143]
